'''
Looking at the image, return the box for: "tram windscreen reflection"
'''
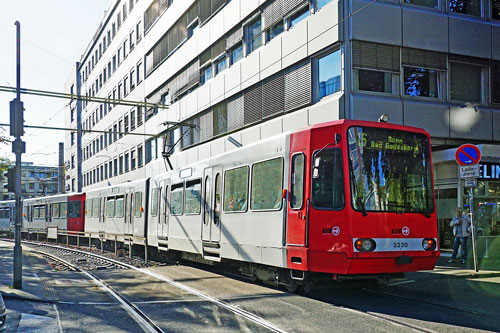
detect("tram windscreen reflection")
[348,126,434,214]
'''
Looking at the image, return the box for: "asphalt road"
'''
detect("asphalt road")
[2,247,500,332]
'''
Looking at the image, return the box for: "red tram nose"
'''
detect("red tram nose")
[354,239,376,252]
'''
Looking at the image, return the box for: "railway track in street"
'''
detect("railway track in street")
[21,240,289,333]
[6,239,495,333]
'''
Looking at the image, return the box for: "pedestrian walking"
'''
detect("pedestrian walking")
[448,207,472,264]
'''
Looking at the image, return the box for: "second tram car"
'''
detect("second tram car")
[0,200,15,232]
[22,193,86,232]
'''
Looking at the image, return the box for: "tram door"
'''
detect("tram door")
[202,166,222,243]
[124,191,133,235]
[287,151,308,247]
[159,180,170,240]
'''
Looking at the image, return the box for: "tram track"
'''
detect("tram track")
[20,240,288,333]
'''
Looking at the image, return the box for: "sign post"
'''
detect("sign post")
[456,144,480,272]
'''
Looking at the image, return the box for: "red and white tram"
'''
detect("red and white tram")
[8,119,438,290]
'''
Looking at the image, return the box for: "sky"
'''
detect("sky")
[0,0,112,166]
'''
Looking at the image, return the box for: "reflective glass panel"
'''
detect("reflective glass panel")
[348,127,434,214]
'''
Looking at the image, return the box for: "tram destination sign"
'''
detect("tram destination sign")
[459,164,480,179]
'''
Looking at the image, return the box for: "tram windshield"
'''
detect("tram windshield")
[348,126,434,214]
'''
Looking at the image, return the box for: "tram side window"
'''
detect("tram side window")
[251,158,283,210]
[61,202,67,217]
[151,188,159,217]
[86,199,92,217]
[224,166,249,212]
[92,198,100,218]
[291,154,305,209]
[39,206,46,219]
[170,183,184,216]
[115,196,125,218]
[312,148,344,210]
[52,203,60,219]
[185,179,202,215]
[106,197,115,217]
[134,191,142,217]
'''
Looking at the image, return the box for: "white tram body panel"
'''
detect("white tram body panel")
[148,133,290,268]
[85,179,148,244]
[0,200,15,231]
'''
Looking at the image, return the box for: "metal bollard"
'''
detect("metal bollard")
[101,238,104,253]
[144,243,148,264]
[114,236,117,257]
[77,234,80,247]
[129,240,132,259]
[66,233,69,247]
[89,234,91,250]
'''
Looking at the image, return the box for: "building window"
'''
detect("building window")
[114,158,118,176]
[129,31,134,50]
[230,45,243,65]
[138,145,143,167]
[123,39,128,59]
[355,69,392,93]
[130,69,136,90]
[449,0,481,16]
[404,67,440,98]
[245,18,262,55]
[131,109,136,130]
[404,0,438,8]
[449,62,483,102]
[268,22,284,42]
[201,65,213,85]
[131,149,136,170]
[315,49,341,100]
[215,56,227,76]
[71,155,75,169]
[108,162,112,178]
[71,132,75,146]
[316,0,333,10]
[137,61,143,84]
[123,76,129,96]
[124,153,129,173]
[136,20,142,42]
[124,115,129,133]
[288,6,310,29]
[113,124,118,141]
[188,18,200,38]
[137,106,143,126]
[119,155,124,174]
[119,120,123,139]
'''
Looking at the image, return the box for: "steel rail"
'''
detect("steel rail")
[24,241,288,333]
[28,245,163,333]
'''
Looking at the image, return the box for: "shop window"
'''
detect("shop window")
[404,0,438,8]
[449,62,483,103]
[315,49,341,100]
[251,158,283,210]
[449,0,481,16]
[245,18,262,55]
[404,67,440,98]
[493,0,500,20]
[224,166,249,212]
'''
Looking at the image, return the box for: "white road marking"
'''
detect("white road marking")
[52,303,64,333]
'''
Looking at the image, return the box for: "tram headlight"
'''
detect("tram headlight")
[422,238,436,251]
[354,239,376,252]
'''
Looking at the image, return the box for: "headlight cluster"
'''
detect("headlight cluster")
[354,238,376,252]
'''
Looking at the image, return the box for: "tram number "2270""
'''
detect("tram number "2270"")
[393,242,409,248]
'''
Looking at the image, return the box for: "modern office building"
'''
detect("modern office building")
[2,162,59,200]
[64,0,500,248]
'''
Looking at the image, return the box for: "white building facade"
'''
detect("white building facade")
[65,0,500,248]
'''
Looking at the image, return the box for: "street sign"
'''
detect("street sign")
[464,179,477,187]
[455,144,481,166]
[460,165,480,179]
